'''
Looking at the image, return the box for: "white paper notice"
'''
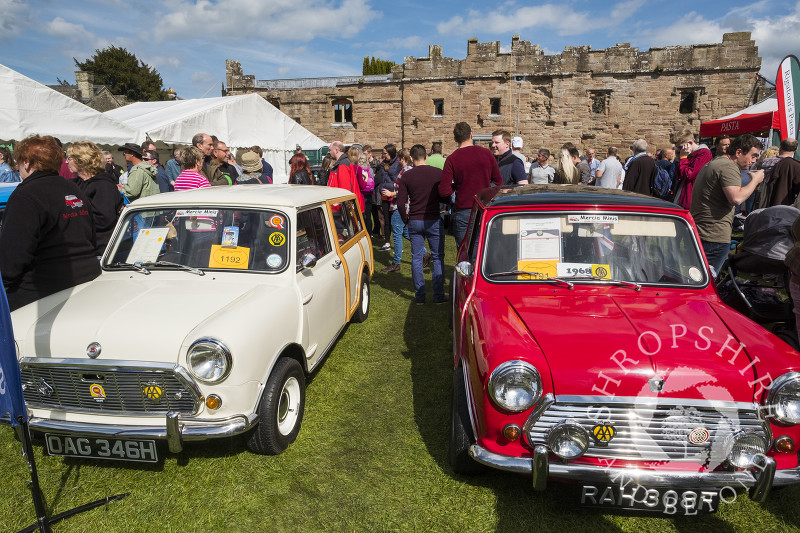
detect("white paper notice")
[126,228,170,264]
[518,218,561,260]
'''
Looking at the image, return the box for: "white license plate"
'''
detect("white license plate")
[45,434,158,463]
[581,484,720,514]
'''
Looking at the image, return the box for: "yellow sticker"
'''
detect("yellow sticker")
[516,260,558,279]
[269,232,286,246]
[208,245,250,269]
[592,264,611,279]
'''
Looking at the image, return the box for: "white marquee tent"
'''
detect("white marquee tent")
[105,94,328,182]
[0,63,145,145]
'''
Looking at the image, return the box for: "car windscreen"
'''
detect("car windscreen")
[482,213,708,286]
[104,207,290,273]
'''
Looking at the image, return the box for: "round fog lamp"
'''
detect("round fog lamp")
[547,422,589,460]
[726,430,769,468]
[205,394,222,410]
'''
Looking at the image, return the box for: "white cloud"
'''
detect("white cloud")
[437,4,592,37]
[43,17,88,39]
[0,0,29,37]
[191,71,214,83]
[633,12,726,48]
[278,66,291,75]
[751,3,800,81]
[153,0,379,43]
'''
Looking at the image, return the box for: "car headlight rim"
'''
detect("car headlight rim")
[186,337,232,383]
[766,372,800,425]
[487,360,542,413]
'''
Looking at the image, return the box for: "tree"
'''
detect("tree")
[362,56,395,75]
[74,46,168,102]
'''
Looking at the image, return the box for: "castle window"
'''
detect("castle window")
[433,99,444,116]
[489,98,501,116]
[589,90,611,115]
[332,99,353,123]
[268,98,280,109]
[679,90,696,114]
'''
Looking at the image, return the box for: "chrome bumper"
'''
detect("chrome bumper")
[27,412,258,453]
[470,444,790,502]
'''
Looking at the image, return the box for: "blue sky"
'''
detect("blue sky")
[1,0,798,100]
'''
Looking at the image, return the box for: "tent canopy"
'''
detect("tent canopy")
[699,97,780,138]
[0,63,145,145]
[105,94,328,182]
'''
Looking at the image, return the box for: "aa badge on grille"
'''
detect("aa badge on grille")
[592,424,616,446]
[89,384,106,403]
[143,383,163,403]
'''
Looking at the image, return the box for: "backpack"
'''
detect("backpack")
[652,164,672,200]
[357,165,375,193]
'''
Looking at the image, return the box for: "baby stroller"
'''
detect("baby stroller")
[716,205,800,351]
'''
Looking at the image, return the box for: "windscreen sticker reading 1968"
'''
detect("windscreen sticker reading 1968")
[568,214,618,224]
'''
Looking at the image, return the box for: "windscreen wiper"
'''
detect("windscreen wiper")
[106,261,150,274]
[486,271,574,289]
[567,275,642,291]
[141,261,205,276]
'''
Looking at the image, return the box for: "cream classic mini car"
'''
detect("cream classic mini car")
[10,185,373,461]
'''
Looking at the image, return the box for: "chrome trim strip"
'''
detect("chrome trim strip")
[27,413,257,442]
[469,444,800,489]
[522,393,555,436]
[749,456,776,502]
[554,395,759,410]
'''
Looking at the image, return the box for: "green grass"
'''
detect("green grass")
[2,236,800,532]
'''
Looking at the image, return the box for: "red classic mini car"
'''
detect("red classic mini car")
[449,185,800,515]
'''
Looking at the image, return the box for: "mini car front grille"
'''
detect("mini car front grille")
[20,364,201,416]
[526,401,766,464]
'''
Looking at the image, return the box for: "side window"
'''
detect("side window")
[296,208,332,266]
[333,199,361,245]
[467,207,484,263]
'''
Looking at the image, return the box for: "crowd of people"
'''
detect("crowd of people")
[2,122,799,310]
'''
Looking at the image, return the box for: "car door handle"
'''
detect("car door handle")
[332,259,342,269]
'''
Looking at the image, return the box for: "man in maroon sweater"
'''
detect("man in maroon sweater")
[438,122,502,247]
[398,145,446,304]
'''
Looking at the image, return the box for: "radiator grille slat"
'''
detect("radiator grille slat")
[20,364,199,416]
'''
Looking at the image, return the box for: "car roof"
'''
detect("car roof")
[129,184,354,209]
[477,184,682,210]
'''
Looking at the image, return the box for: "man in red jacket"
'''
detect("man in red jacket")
[327,141,364,212]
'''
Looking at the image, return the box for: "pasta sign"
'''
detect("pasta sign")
[776,55,800,142]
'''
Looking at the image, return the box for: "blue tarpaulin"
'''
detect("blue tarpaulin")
[0,273,26,426]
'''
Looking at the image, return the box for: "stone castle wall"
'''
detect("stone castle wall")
[226,32,763,155]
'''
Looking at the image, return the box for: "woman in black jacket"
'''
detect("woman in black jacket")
[288,153,314,185]
[67,141,125,255]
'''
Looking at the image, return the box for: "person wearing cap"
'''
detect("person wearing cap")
[511,136,530,174]
[490,129,527,186]
[237,152,268,184]
[117,142,159,201]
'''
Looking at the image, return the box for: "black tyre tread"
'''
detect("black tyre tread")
[449,363,483,474]
[246,357,305,455]
[351,272,370,323]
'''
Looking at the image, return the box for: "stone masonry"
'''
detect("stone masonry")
[226,33,763,155]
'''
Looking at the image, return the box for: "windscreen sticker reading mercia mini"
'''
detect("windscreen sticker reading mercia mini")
[567,214,618,224]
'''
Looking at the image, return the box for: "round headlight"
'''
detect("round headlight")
[187,338,232,383]
[767,372,800,424]
[487,360,542,412]
[548,421,590,460]
[725,430,769,468]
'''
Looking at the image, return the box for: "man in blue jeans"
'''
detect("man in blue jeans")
[397,145,446,303]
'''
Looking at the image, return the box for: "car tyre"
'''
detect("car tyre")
[449,363,483,475]
[351,272,370,323]
[246,357,306,455]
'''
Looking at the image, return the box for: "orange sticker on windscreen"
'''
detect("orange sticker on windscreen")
[209,245,250,269]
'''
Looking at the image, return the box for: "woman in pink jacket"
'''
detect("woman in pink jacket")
[674,129,713,209]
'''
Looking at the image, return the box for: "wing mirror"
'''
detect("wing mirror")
[455,261,473,278]
[298,252,317,271]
